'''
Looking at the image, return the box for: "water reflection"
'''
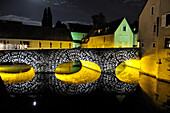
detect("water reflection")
[0,68,169,112]
[55,60,101,85]
[55,61,81,74]
[139,73,170,111]
[0,63,35,84]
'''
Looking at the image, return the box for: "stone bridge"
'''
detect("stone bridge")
[0,48,140,95]
[0,48,139,73]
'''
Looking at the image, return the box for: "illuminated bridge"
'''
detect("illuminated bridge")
[0,48,139,95]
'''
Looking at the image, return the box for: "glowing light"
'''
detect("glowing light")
[115,59,140,84]
[55,60,101,84]
[0,66,35,84]
[0,44,4,48]
[33,101,37,106]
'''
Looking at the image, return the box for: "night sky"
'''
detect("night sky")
[0,0,147,26]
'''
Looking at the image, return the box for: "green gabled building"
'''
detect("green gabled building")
[68,23,92,48]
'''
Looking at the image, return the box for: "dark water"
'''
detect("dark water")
[0,74,169,113]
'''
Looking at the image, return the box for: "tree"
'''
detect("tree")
[92,13,106,28]
[42,8,48,27]
[48,7,52,28]
[55,20,67,29]
[41,7,53,28]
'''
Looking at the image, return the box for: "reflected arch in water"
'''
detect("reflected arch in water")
[55,60,101,85]
[0,63,35,84]
[115,59,140,84]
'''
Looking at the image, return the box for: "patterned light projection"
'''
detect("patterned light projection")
[0,49,139,95]
[115,59,140,84]
[55,60,101,84]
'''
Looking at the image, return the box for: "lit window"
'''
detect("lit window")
[23,41,30,47]
[165,38,170,49]
[98,29,101,34]
[141,42,144,48]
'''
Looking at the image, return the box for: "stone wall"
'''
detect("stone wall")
[0,48,139,95]
[0,48,139,73]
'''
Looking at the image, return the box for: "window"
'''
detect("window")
[162,13,170,27]
[166,14,170,26]
[0,40,2,43]
[153,24,156,33]
[69,43,71,48]
[60,43,62,48]
[123,26,126,31]
[157,17,159,37]
[50,42,52,48]
[39,42,42,48]
[165,38,170,49]
[20,41,22,44]
[23,41,30,47]
[141,42,144,48]
[153,42,156,48]
[6,41,9,44]
[151,5,155,15]
[104,37,105,42]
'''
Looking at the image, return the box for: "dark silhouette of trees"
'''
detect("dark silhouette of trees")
[55,20,67,29]
[42,7,53,27]
[92,13,106,28]
[48,7,52,28]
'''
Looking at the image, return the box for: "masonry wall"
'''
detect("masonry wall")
[0,48,139,95]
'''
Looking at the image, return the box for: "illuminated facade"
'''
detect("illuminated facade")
[0,20,73,50]
[139,0,170,82]
[139,0,170,110]
[68,23,92,48]
[81,18,134,48]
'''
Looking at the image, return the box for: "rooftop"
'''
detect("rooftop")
[0,20,73,41]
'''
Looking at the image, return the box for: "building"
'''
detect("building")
[130,21,139,48]
[139,0,170,81]
[81,18,134,48]
[139,0,170,110]
[67,23,92,48]
[0,20,73,50]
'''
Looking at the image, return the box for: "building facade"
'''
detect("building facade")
[0,20,73,50]
[139,0,170,110]
[68,23,92,48]
[139,0,170,81]
[81,18,134,48]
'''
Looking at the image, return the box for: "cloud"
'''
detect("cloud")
[122,0,146,6]
[0,15,41,26]
[63,20,92,25]
[41,0,75,8]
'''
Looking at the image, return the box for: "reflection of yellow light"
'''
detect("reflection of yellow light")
[0,67,35,84]
[115,59,140,84]
[139,74,170,111]
[55,60,101,84]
